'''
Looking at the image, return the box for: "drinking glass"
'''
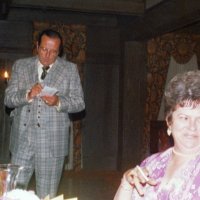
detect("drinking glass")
[0,164,23,198]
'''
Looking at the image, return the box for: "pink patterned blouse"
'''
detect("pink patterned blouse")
[131,147,200,199]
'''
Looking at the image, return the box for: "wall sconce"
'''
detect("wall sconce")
[4,70,9,84]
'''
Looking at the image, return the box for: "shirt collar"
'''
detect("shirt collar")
[38,61,53,70]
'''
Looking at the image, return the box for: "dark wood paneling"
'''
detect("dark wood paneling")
[128,0,200,40]
[11,0,144,15]
[120,41,147,170]
[0,21,32,56]
[0,21,32,163]
[82,27,120,170]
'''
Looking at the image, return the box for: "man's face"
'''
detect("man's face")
[37,35,61,66]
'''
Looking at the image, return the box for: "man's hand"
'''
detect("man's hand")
[41,95,59,106]
[27,83,43,100]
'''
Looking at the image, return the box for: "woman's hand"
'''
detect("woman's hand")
[124,166,157,196]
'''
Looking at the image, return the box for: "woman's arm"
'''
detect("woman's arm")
[114,173,134,200]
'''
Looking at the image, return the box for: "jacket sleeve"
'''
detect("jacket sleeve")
[58,62,85,113]
[4,61,30,108]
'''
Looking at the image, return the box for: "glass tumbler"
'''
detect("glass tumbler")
[0,164,23,198]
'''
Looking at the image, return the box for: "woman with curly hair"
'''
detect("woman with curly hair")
[114,70,200,199]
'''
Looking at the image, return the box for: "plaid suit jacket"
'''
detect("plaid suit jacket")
[4,56,85,157]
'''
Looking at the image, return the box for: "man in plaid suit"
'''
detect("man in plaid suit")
[4,29,85,198]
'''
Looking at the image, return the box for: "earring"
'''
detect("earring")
[167,128,171,136]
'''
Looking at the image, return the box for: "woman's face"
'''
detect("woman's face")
[170,105,200,153]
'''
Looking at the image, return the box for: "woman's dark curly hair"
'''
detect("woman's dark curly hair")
[164,70,200,124]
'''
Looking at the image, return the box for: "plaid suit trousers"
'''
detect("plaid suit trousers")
[11,124,65,199]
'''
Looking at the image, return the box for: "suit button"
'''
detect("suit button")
[24,124,26,126]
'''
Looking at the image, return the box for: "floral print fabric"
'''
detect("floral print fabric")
[131,147,200,199]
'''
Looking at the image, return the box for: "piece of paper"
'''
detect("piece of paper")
[39,86,58,96]
[51,194,64,200]
[43,195,50,200]
[43,194,78,200]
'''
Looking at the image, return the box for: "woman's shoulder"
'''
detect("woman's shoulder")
[141,147,172,167]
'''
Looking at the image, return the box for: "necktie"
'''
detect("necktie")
[41,66,49,80]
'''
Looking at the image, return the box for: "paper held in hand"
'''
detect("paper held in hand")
[43,194,78,200]
[39,86,59,96]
